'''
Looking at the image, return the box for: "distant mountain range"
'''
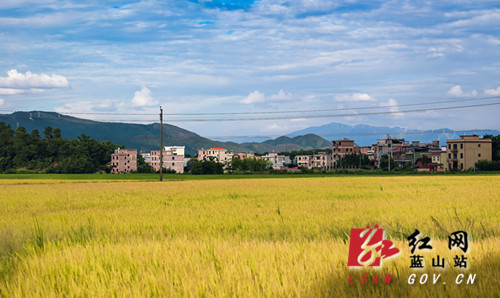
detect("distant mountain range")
[0,111,330,155]
[0,112,497,154]
[288,122,499,146]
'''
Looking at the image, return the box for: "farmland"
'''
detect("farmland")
[0,176,499,297]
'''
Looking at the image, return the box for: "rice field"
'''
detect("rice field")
[0,176,499,297]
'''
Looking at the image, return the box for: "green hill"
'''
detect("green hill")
[0,111,331,155]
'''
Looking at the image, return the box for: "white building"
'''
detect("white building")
[261,152,291,169]
[198,147,233,165]
[149,146,186,173]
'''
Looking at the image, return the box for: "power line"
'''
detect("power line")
[165,95,500,116]
[1,101,499,123]
[164,102,500,122]
[202,129,500,140]
[1,95,499,116]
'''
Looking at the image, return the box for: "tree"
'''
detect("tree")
[231,157,272,173]
[475,160,500,171]
[43,126,53,139]
[0,122,15,171]
[188,158,223,174]
[12,127,31,168]
[0,122,120,173]
[339,153,370,168]
[136,154,155,173]
[483,134,500,161]
[379,154,397,171]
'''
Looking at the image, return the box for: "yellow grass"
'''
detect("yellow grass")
[0,176,499,297]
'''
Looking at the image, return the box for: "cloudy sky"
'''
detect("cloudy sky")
[0,0,499,139]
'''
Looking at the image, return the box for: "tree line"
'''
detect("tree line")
[0,122,119,173]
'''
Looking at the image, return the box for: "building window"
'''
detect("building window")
[172,162,175,166]
[460,163,463,169]
[478,144,481,148]
[460,144,463,149]
[448,154,451,158]
[478,153,481,157]
[453,144,457,149]
[460,153,463,158]
[448,144,451,149]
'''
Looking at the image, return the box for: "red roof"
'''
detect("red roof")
[208,147,227,151]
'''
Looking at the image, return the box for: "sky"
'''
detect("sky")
[0,0,499,140]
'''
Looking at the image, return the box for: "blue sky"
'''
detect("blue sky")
[0,0,499,139]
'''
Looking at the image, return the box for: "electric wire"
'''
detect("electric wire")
[0,95,499,116]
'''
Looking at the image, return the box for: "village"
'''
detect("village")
[109,133,493,174]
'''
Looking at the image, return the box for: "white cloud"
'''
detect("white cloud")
[447,85,477,97]
[270,89,292,101]
[131,86,158,107]
[487,37,500,46]
[55,101,94,114]
[0,88,25,95]
[484,86,500,96]
[379,98,404,118]
[0,69,69,94]
[428,47,445,58]
[240,90,293,104]
[241,90,265,104]
[93,99,117,112]
[264,123,289,132]
[335,93,375,102]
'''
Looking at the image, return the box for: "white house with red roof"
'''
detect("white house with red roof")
[197,147,234,164]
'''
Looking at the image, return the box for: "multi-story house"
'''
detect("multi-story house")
[331,139,361,167]
[141,152,151,164]
[149,146,185,173]
[429,146,448,172]
[405,141,441,166]
[110,149,137,173]
[295,155,312,168]
[312,152,332,169]
[198,147,233,165]
[233,152,255,159]
[261,152,291,169]
[374,136,409,167]
[446,134,492,170]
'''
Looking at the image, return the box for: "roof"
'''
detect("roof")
[208,147,227,151]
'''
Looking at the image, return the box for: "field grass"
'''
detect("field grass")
[1,170,500,182]
[0,176,499,297]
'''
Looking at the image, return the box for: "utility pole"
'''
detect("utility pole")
[160,106,163,182]
[388,143,391,172]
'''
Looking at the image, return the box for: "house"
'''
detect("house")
[359,145,376,161]
[261,152,291,169]
[405,141,441,168]
[374,135,409,167]
[149,146,186,173]
[140,152,151,164]
[446,134,492,170]
[312,152,332,169]
[295,155,312,168]
[110,149,137,173]
[428,146,448,172]
[198,147,233,164]
[332,139,362,167]
[233,152,255,159]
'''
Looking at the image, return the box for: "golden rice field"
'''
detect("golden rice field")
[0,175,499,297]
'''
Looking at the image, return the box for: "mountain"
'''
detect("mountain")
[289,122,500,146]
[0,111,330,154]
[236,134,331,153]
